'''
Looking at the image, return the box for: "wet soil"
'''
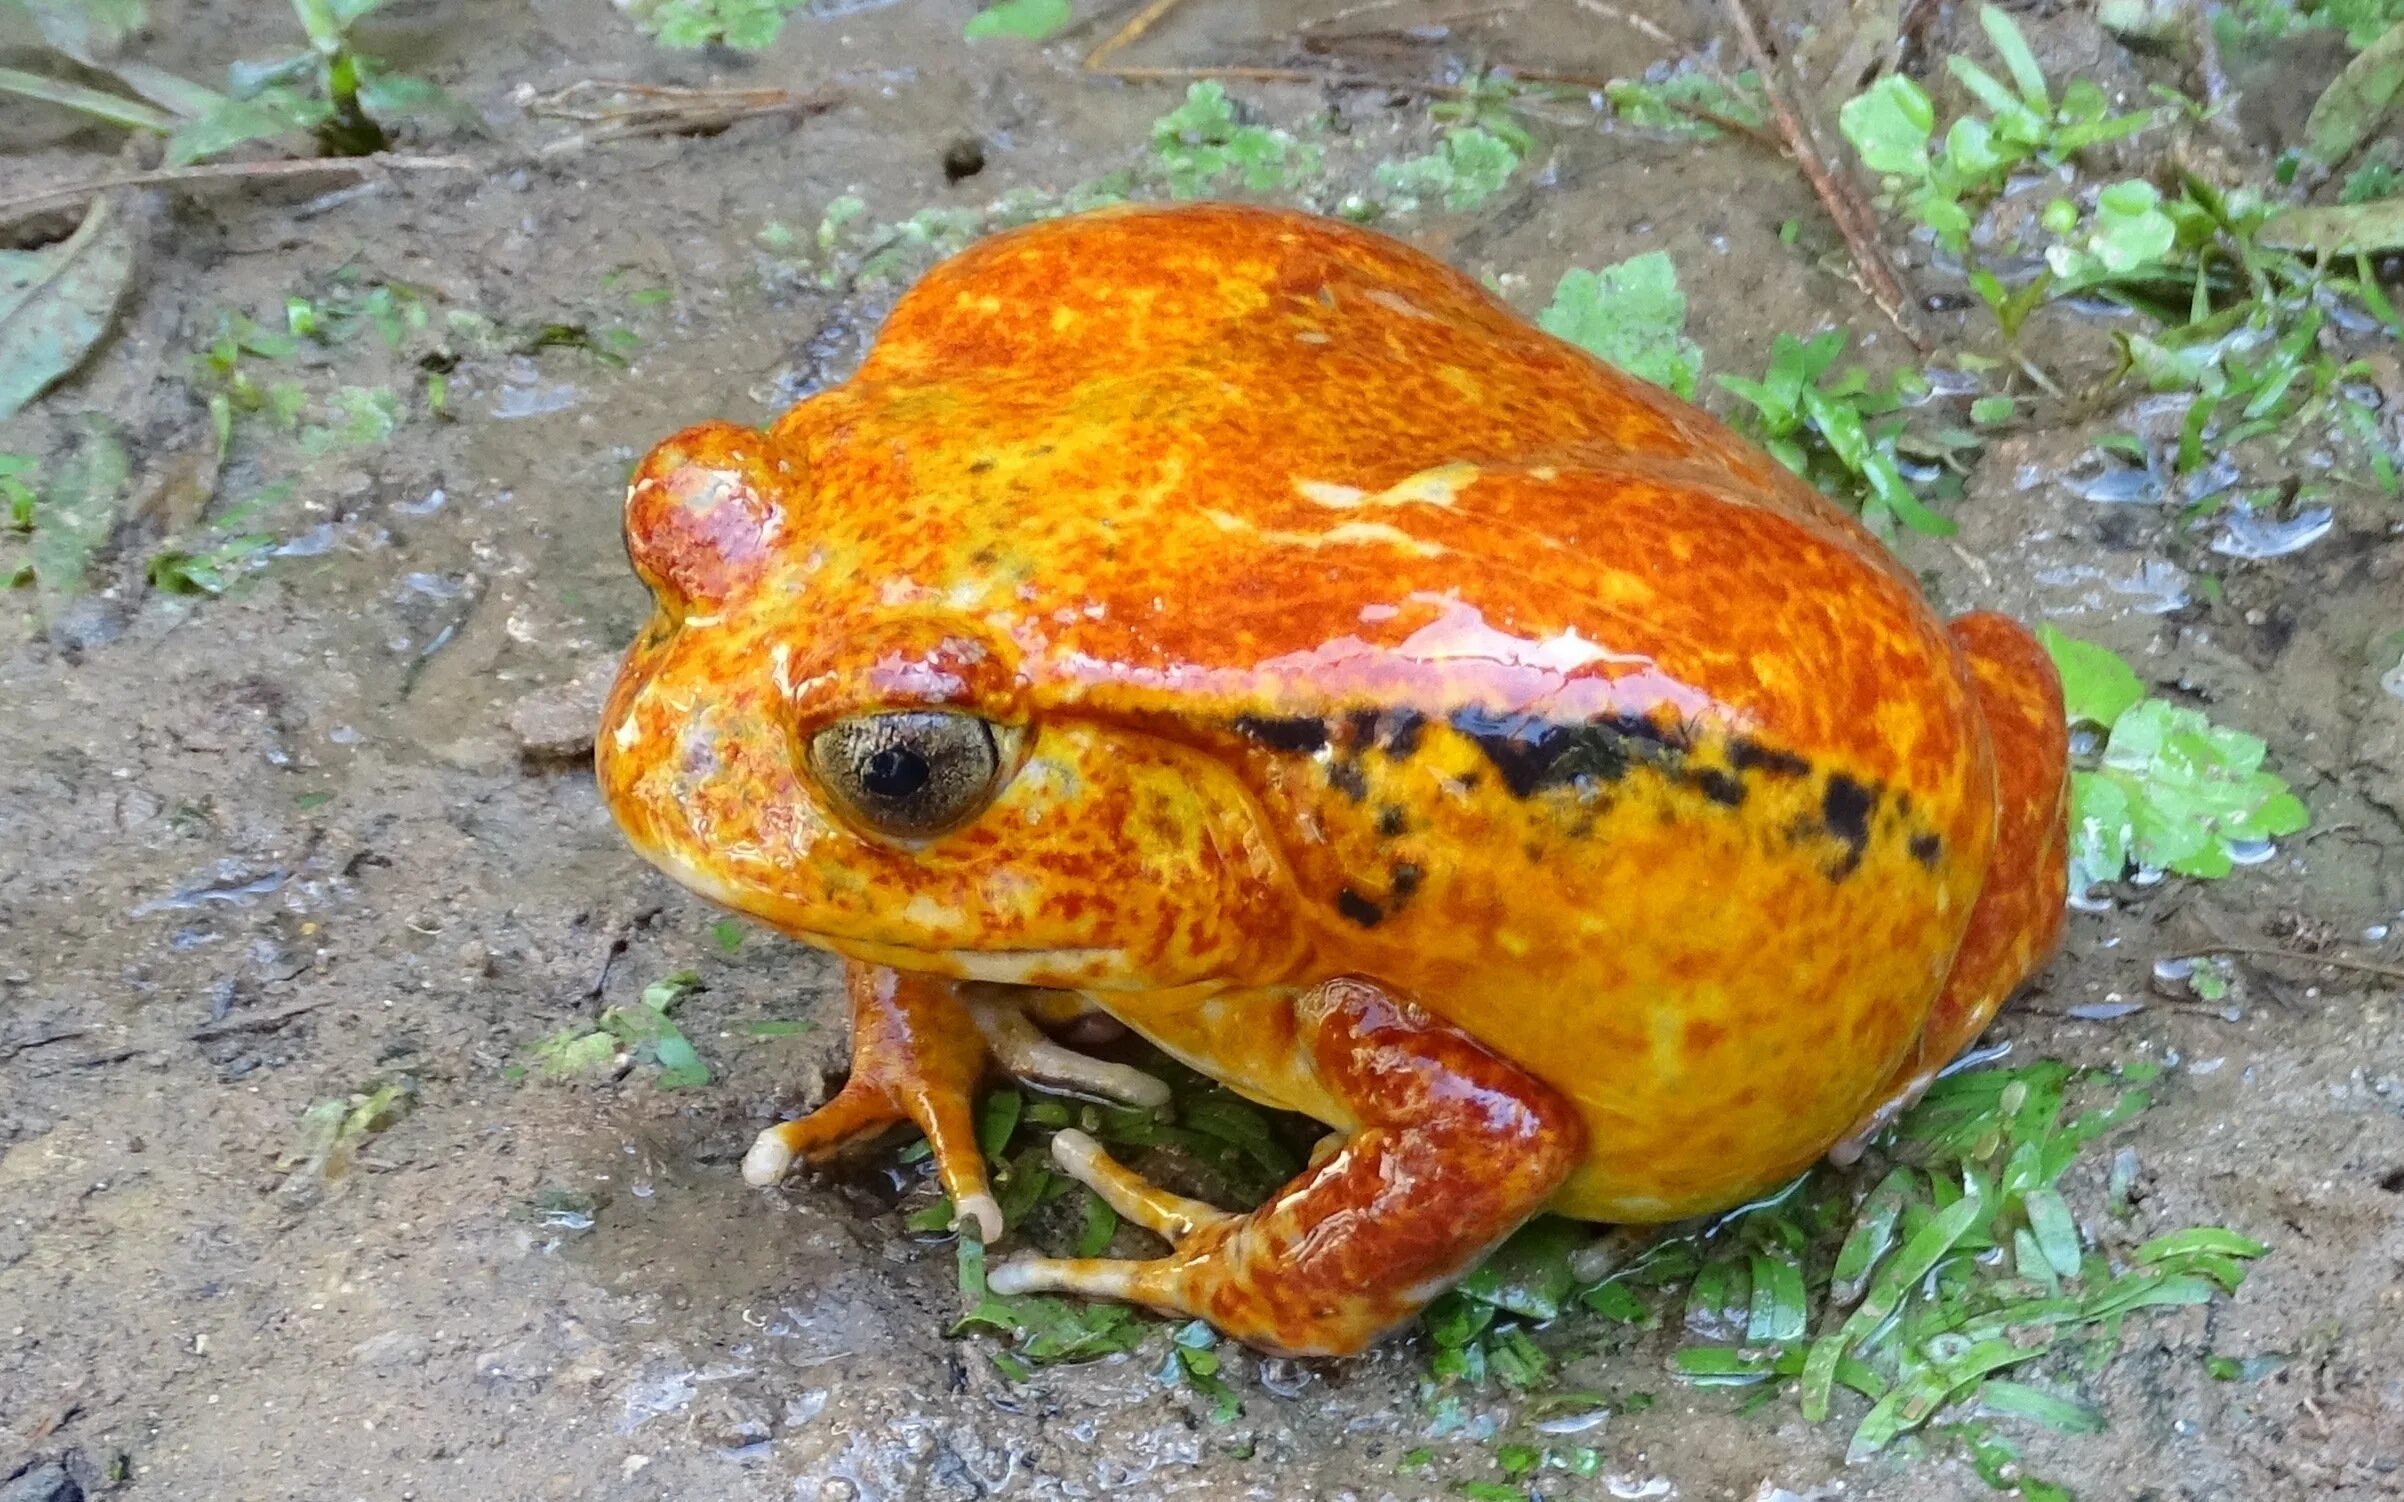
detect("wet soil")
[2,2,2401,1499]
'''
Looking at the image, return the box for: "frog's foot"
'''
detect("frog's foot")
[743,962,1004,1243]
[962,991,1172,1110]
[987,977,1583,1356]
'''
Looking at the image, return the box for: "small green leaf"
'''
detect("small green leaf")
[641,969,703,1012]
[1839,75,1936,179]
[2038,626,2146,728]
[1074,1191,1118,1257]
[2303,20,2404,169]
[2020,1185,2084,1279]
[0,194,139,424]
[651,1029,710,1088]
[2091,180,2179,272]
[741,1019,814,1038]
[532,1026,619,1079]
[0,65,178,132]
[978,1088,1024,1159]
[1747,1251,1808,1342]
[963,0,1072,41]
[1537,252,1702,399]
[1581,1279,1650,1323]
[1671,1345,1779,1384]
[2132,1226,2269,1262]
[165,87,334,166]
[1978,2,2053,112]
[1977,1378,2107,1433]
[1457,1215,1584,1320]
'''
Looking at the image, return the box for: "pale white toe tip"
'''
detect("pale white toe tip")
[984,1257,1039,1295]
[742,1133,796,1187]
[955,1192,1005,1245]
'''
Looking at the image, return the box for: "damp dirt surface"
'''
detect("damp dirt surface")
[3,2,2402,1499]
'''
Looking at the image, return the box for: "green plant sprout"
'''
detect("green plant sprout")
[1603,65,1768,139]
[2041,628,2309,889]
[1838,5,2155,253]
[527,970,713,1089]
[2215,0,2404,52]
[623,0,803,50]
[963,0,1073,41]
[1374,126,1524,213]
[1149,82,1322,200]
[278,1075,417,1189]
[147,485,291,596]
[1716,331,1967,536]
[0,0,474,165]
[1537,252,1704,399]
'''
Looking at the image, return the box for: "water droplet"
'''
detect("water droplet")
[2213,503,2334,560]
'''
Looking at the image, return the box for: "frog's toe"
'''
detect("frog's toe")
[742,1130,797,1187]
[967,1000,1172,1110]
[745,1077,906,1187]
[988,1134,1236,1311]
[952,1190,1006,1244]
[1048,1128,1235,1241]
[985,1250,1159,1303]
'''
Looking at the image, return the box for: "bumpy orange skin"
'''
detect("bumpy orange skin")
[598,204,2068,1350]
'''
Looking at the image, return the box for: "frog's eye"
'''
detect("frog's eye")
[808,711,1007,841]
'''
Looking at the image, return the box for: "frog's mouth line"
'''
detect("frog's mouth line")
[826,936,1132,989]
[628,833,1131,985]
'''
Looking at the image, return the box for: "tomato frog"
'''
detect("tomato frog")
[597,204,2069,1357]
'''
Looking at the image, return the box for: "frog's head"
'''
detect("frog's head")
[598,422,1300,993]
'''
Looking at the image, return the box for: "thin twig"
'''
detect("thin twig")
[0,1027,91,1061]
[0,153,476,224]
[1297,0,1518,35]
[187,998,335,1043]
[2193,946,2404,985]
[1717,0,1926,350]
[1570,0,1682,50]
[1086,0,1193,76]
[1084,0,1466,94]
[528,83,837,158]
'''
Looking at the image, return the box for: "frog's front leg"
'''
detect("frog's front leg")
[743,961,1006,1239]
[987,977,1584,1357]
[743,963,1170,1243]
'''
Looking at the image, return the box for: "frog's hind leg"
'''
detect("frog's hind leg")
[988,977,1584,1356]
[743,961,1006,1241]
[1837,612,2069,1159]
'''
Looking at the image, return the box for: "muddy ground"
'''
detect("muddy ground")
[1,1,2401,1498]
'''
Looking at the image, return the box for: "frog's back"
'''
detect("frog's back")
[780,205,2002,1218]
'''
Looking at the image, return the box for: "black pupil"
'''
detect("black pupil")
[862,744,931,800]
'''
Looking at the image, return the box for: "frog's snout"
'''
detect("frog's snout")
[622,420,805,616]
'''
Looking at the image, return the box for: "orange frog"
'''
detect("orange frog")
[597,203,2069,1357]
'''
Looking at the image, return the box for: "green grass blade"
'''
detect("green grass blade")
[2132,1227,2268,1262]
[1978,1378,2107,1433]
[0,66,175,132]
